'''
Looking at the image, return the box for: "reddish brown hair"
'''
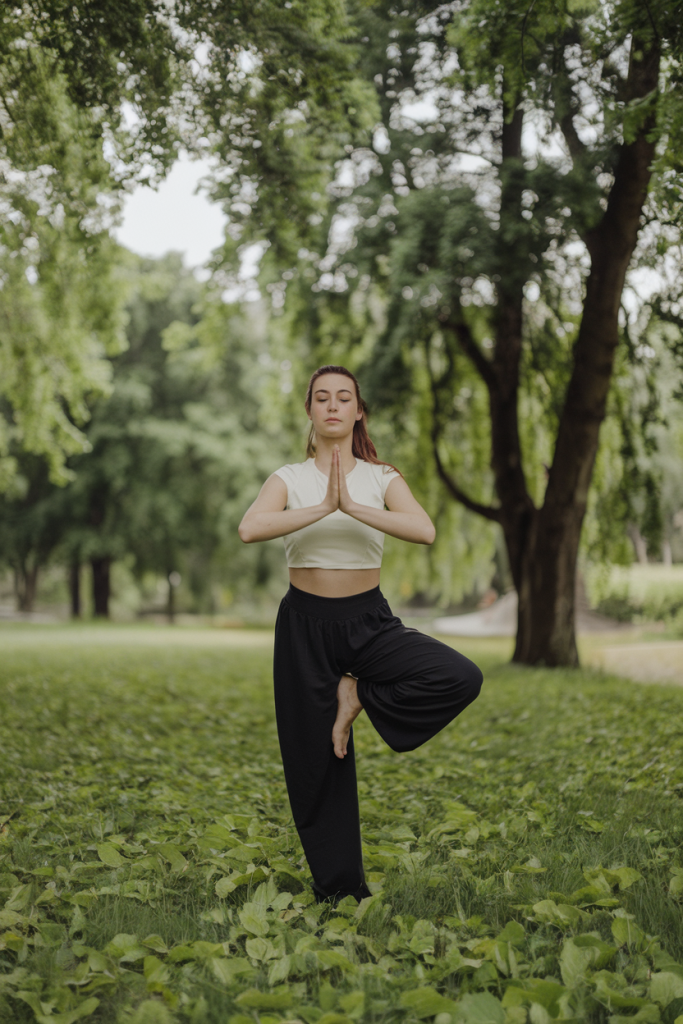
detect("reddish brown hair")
[304,365,401,474]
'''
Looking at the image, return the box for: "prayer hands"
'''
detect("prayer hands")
[322,446,355,515]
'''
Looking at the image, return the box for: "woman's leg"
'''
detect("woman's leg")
[352,617,483,753]
[273,597,371,901]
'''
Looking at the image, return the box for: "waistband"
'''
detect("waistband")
[284,584,386,621]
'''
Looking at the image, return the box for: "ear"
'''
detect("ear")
[355,408,363,422]
[306,405,312,421]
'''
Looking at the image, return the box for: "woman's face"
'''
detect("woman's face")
[307,373,362,443]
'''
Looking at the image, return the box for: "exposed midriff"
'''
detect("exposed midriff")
[288,567,381,598]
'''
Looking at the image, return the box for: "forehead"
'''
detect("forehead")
[313,374,355,394]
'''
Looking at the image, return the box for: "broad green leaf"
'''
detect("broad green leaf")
[496,921,526,946]
[612,867,642,890]
[317,949,357,973]
[15,991,99,1024]
[105,933,148,962]
[210,956,255,985]
[235,987,293,1010]
[96,843,126,867]
[400,987,457,1019]
[612,916,647,951]
[245,936,277,961]
[4,885,32,911]
[453,992,505,1023]
[532,900,588,929]
[239,902,269,936]
[268,954,291,984]
[670,869,683,896]
[155,843,188,873]
[650,971,683,1007]
[215,876,237,898]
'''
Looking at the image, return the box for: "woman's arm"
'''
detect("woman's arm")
[340,472,436,545]
[238,469,338,544]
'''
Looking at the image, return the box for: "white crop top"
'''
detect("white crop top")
[273,459,400,569]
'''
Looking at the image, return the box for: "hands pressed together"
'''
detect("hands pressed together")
[320,445,356,516]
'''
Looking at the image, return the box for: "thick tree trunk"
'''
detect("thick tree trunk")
[91,557,111,618]
[69,562,81,618]
[512,507,583,665]
[15,563,39,613]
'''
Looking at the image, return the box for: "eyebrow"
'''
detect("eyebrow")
[314,387,353,395]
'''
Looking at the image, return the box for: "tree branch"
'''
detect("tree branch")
[552,64,588,166]
[432,442,502,522]
[426,343,502,523]
[444,316,495,390]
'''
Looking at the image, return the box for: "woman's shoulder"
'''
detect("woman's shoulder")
[272,460,310,483]
[358,459,401,478]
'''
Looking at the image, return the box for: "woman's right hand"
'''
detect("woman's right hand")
[321,446,341,514]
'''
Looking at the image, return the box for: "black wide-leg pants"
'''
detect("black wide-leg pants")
[273,584,483,901]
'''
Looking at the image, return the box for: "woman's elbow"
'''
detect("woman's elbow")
[423,521,436,545]
[238,520,254,544]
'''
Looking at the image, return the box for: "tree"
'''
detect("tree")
[237,0,683,665]
[0,0,366,486]
[0,253,291,617]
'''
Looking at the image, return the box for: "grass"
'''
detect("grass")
[1,628,683,1024]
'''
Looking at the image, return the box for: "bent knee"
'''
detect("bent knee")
[468,663,483,700]
[450,654,483,704]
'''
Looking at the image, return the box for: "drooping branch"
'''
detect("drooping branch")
[444,316,495,390]
[432,442,502,522]
[426,341,502,523]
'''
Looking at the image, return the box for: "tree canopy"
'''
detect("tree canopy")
[226,0,683,663]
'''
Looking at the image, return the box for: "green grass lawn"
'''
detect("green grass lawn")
[1,629,683,1024]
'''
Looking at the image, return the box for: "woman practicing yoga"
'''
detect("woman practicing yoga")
[238,365,483,902]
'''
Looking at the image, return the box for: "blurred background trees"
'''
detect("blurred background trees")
[1,0,683,655]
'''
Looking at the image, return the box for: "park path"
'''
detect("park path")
[584,640,683,687]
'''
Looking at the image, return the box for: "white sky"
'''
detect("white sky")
[113,153,226,268]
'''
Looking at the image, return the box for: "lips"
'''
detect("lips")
[325,418,341,423]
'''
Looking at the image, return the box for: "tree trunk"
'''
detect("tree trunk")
[512,508,582,665]
[167,577,175,624]
[508,40,660,665]
[15,562,39,613]
[91,557,111,618]
[628,525,648,565]
[436,38,660,666]
[69,561,81,618]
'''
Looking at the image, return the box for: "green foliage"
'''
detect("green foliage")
[2,630,683,1023]
[0,254,295,612]
[586,564,683,628]
[231,0,683,603]
[0,62,129,488]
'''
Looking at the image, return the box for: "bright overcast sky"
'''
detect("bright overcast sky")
[113,153,227,268]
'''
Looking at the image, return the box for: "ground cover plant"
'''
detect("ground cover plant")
[1,630,683,1024]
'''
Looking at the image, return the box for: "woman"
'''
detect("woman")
[239,365,483,902]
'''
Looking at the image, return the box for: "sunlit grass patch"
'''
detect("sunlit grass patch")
[1,633,683,1023]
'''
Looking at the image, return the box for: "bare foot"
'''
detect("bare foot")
[332,674,364,759]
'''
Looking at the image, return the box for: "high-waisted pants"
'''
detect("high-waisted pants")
[273,584,483,901]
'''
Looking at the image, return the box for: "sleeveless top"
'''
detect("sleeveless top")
[273,459,400,569]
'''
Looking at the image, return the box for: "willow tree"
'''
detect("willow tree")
[0,0,364,487]
[239,0,683,666]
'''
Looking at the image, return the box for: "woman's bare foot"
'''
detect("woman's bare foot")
[332,674,363,759]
